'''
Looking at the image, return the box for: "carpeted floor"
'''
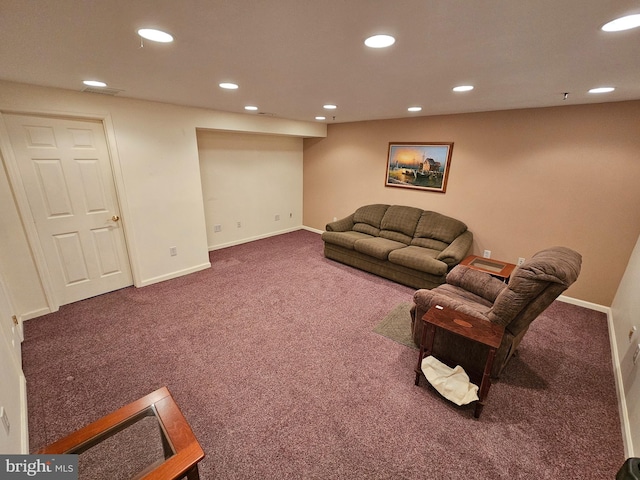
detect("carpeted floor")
[22,230,625,479]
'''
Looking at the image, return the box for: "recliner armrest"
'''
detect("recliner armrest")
[445,265,506,303]
[325,214,355,232]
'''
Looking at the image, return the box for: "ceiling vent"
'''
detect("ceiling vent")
[81,86,123,96]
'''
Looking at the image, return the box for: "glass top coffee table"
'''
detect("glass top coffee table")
[38,387,204,480]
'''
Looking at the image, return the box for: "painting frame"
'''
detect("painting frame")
[385,142,454,193]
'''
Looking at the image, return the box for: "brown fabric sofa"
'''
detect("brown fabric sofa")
[411,246,582,378]
[322,204,473,289]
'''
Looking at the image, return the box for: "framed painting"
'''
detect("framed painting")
[385,142,454,193]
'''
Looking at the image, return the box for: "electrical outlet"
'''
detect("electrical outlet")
[214,224,222,233]
[634,343,640,365]
[237,221,241,228]
[630,326,637,342]
[275,214,280,221]
[483,250,491,258]
[517,257,526,266]
[169,246,177,256]
[333,217,337,222]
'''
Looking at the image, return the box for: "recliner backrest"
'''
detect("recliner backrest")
[487,247,582,333]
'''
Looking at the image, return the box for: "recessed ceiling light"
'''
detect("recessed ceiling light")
[219,83,239,90]
[244,105,258,111]
[407,106,422,112]
[602,14,640,32]
[453,85,474,92]
[364,34,396,48]
[315,116,326,121]
[83,80,107,87]
[323,104,337,110]
[588,87,615,94]
[137,28,174,43]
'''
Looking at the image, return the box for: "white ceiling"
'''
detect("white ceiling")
[1,1,639,124]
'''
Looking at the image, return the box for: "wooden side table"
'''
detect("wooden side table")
[38,387,205,480]
[459,255,516,282]
[414,305,504,418]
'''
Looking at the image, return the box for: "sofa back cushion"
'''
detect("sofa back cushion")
[352,204,389,236]
[378,205,423,244]
[412,211,468,244]
[411,237,450,251]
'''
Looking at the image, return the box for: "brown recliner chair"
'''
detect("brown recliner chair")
[411,246,582,378]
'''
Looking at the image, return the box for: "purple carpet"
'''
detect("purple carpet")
[22,230,624,479]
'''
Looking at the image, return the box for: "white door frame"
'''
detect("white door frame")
[0,109,138,315]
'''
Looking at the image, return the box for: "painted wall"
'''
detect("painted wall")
[0,81,325,320]
[611,232,640,456]
[198,131,303,249]
[0,272,27,453]
[303,101,640,307]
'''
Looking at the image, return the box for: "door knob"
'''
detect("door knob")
[111,215,120,222]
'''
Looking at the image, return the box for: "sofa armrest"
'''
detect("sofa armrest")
[445,265,506,303]
[325,214,355,232]
[436,230,473,267]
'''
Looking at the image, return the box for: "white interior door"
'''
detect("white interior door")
[4,114,132,306]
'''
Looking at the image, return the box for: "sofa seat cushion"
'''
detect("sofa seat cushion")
[321,231,373,250]
[354,237,406,260]
[388,246,448,276]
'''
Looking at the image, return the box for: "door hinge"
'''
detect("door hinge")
[12,315,18,325]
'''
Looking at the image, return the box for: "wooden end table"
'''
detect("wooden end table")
[459,255,516,282]
[414,305,504,418]
[38,387,204,479]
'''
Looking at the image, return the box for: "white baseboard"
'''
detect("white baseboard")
[137,262,212,287]
[20,372,28,453]
[208,226,302,251]
[556,294,609,313]
[302,225,323,235]
[20,307,52,322]
[604,308,633,458]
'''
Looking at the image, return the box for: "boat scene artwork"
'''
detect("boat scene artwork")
[385,142,453,193]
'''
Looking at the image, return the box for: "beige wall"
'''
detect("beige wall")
[303,101,640,306]
[198,130,303,249]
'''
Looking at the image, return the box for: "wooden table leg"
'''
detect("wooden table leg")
[474,346,497,418]
[415,323,436,385]
[186,465,200,480]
